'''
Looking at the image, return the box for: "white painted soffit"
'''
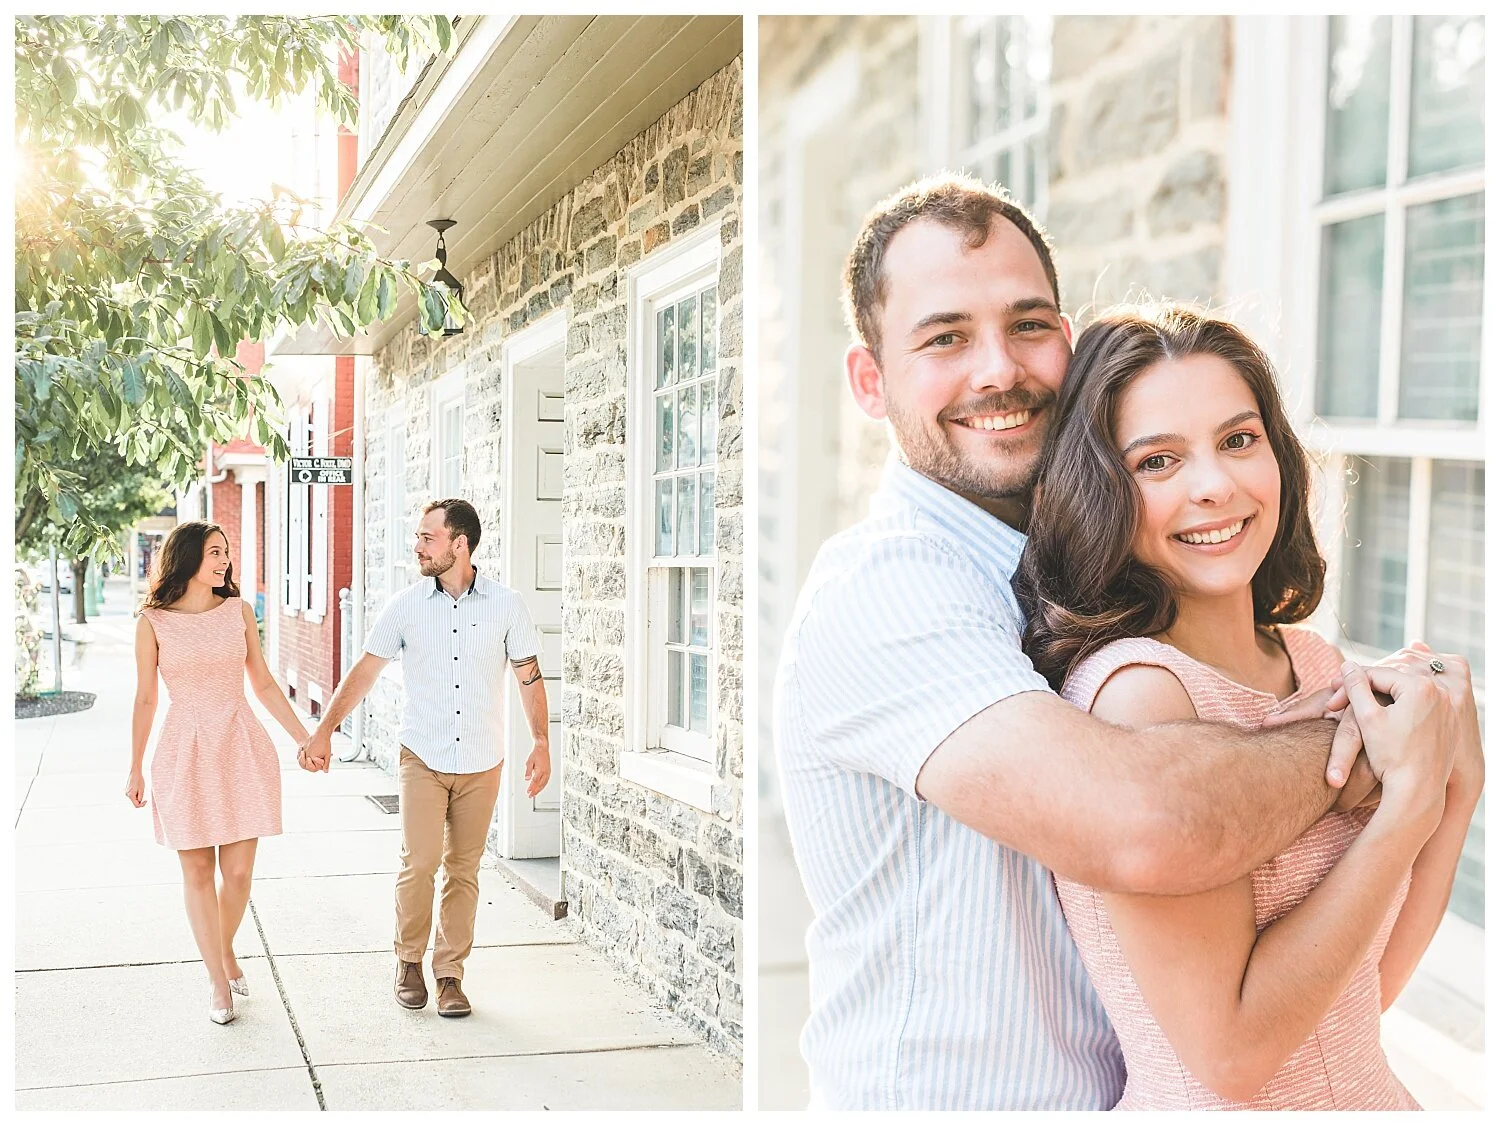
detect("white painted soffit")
[275,13,742,357]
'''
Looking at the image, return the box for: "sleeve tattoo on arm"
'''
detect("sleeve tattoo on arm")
[512,656,542,685]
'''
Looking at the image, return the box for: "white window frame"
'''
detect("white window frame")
[430,368,466,499]
[307,393,329,623]
[1230,17,1487,941]
[1278,16,1487,673]
[283,403,312,614]
[924,15,1053,216]
[621,221,723,812]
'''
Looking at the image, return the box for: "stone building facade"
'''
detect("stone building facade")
[359,58,744,1055]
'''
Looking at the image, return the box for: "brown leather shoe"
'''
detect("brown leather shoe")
[394,960,428,1009]
[436,977,471,1017]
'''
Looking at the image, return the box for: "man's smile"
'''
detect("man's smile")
[950,408,1038,434]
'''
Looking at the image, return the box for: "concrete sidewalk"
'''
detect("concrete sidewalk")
[758,811,1484,1110]
[14,585,740,1111]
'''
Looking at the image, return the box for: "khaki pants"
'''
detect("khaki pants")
[394,747,502,980]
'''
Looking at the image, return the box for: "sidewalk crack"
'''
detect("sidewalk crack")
[251,900,326,1111]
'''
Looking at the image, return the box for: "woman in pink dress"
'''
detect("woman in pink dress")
[1014,306,1483,1109]
[127,521,309,1025]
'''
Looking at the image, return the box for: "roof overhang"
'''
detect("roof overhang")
[271,13,741,357]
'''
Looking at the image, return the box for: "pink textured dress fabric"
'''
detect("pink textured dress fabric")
[1055,627,1417,1110]
[142,598,283,850]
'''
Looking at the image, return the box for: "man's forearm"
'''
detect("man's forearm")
[313,655,384,736]
[1145,718,1340,895]
[519,679,549,744]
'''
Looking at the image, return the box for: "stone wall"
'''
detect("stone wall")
[1047,15,1231,321]
[359,59,744,1057]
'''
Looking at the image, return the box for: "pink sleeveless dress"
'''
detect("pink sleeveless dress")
[141,597,282,850]
[1056,627,1417,1110]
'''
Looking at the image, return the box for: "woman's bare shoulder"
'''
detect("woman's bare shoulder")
[1092,662,1199,730]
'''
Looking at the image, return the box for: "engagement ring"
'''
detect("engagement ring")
[1429,657,1446,674]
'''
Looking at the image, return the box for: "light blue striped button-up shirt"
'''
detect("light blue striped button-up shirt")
[365,568,541,774]
[774,457,1126,1110]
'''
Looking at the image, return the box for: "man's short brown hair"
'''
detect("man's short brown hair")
[423,498,482,553]
[842,174,1061,361]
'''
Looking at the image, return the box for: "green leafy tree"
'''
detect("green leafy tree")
[16,438,188,625]
[15,15,460,559]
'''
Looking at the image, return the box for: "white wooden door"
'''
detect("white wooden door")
[499,332,565,858]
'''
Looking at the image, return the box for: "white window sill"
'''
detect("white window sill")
[302,611,325,625]
[620,748,716,813]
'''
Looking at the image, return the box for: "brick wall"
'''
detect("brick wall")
[360,58,744,1056]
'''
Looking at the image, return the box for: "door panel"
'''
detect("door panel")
[501,338,565,858]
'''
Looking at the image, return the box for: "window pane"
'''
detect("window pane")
[700,380,717,468]
[677,295,698,382]
[690,566,710,646]
[667,567,684,645]
[655,477,673,557]
[700,288,718,374]
[1426,461,1484,677]
[678,381,698,468]
[676,475,696,557]
[1323,15,1392,196]
[964,20,1003,145]
[699,470,716,554]
[1316,214,1384,418]
[657,306,675,387]
[1408,15,1485,179]
[656,390,674,471]
[443,403,463,494]
[1398,193,1484,421]
[1341,456,1409,652]
[689,652,709,734]
[668,649,684,728]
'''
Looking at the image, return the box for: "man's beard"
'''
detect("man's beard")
[886,387,1056,504]
[418,547,457,577]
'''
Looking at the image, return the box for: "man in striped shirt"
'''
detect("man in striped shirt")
[773,176,1404,1108]
[301,499,550,1018]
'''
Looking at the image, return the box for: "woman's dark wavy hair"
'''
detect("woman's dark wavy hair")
[143,520,239,610]
[1015,304,1325,691]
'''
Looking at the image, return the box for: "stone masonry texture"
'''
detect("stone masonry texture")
[359,59,744,1057]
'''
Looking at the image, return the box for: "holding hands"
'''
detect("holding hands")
[1266,640,1482,818]
[298,729,333,773]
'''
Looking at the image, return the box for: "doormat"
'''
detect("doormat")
[367,794,400,814]
[15,691,97,719]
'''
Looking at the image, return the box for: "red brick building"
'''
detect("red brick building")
[262,49,362,716]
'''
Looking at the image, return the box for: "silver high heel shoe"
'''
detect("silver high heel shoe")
[210,990,236,1025]
[229,976,249,998]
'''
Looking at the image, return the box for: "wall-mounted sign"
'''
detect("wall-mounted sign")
[289,457,354,485]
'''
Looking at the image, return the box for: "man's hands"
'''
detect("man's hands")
[524,741,551,798]
[299,729,333,773]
